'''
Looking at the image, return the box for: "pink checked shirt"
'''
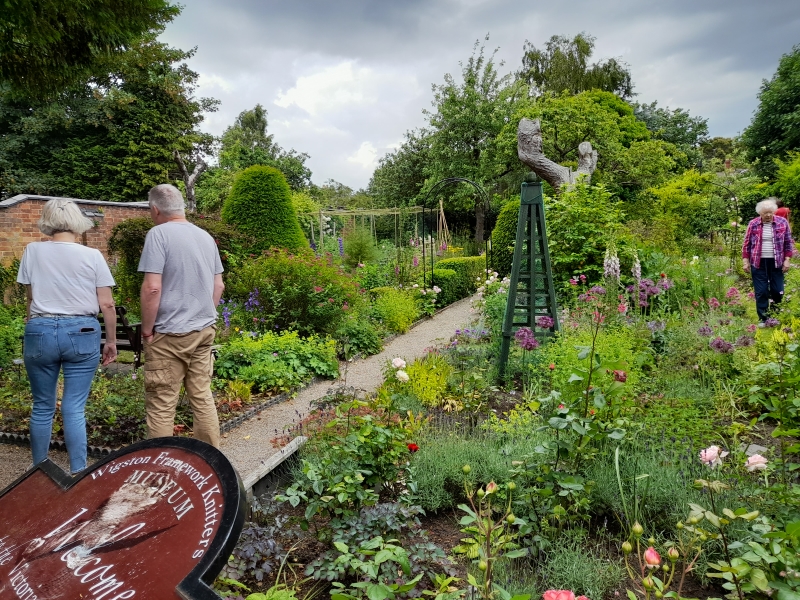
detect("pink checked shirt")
[742,216,795,268]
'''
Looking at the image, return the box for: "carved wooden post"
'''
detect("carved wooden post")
[517,118,597,190]
[173,150,208,213]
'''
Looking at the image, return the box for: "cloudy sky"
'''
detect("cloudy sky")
[161,0,799,190]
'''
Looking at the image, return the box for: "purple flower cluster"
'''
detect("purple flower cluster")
[764,318,780,328]
[221,303,232,328]
[735,335,755,348]
[709,336,735,353]
[626,277,673,307]
[338,237,344,257]
[536,315,555,328]
[589,285,606,295]
[245,289,261,311]
[697,325,714,337]
[515,327,540,351]
[647,320,666,332]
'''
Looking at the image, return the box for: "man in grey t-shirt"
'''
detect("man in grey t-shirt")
[138,184,225,447]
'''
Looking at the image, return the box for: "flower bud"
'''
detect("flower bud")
[621,541,633,554]
[676,521,684,530]
[662,564,670,573]
[485,481,498,495]
[667,547,680,562]
[478,561,488,572]
[477,488,485,499]
[642,576,654,590]
[644,547,661,569]
[699,534,707,542]
[507,482,516,491]
[506,514,516,524]
[655,592,663,599]
[463,465,471,474]
[688,516,700,525]
[632,522,644,538]
[648,537,656,546]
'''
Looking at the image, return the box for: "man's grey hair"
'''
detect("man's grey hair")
[756,198,779,216]
[38,198,94,236]
[148,184,186,216]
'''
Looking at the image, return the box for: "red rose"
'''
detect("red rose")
[407,443,419,453]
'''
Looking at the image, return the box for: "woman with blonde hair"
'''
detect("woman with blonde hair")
[16,199,117,474]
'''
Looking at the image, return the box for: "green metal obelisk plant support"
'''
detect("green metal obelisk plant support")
[497,175,560,381]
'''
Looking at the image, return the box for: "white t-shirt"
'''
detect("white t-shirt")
[762,223,775,259]
[17,242,115,315]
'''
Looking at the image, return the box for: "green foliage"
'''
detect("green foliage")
[435,256,486,297]
[368,131,430,208]
[0,0,180,97]
[0,36,216,201]
[519,32,633,98]
[742,44,800,179]
[335,314,383,359]
[84,371,147,446]
[371,288,419,334]
[544,182,627,282]
[225,249,361,336]
[0,304,24,367]
[221,166,307,252]
[220,518,287,584]
[632,100,709,167]
[403,353,452,407]
[431,269,460,306]
[107,215,251,307]
[541,531,623,600]
[772,151,800,208]
[214,331,338,393]
[343,228,379,269]
[490,199,520,276]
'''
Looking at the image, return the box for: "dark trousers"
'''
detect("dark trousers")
[751,258,784,321]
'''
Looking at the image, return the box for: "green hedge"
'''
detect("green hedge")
[434,256,486,297]
[221,165,307,252]
[431,268,459,306]
[490,199,520,276]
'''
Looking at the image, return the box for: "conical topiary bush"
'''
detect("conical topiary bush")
[221,165,307,252]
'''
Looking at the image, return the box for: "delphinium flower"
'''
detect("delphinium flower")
[515,327,539,350]
[697,325,714,337]
[221,304,232,328]
[338,237,344,257]
[709,336,734,353]
[536,315,555,328]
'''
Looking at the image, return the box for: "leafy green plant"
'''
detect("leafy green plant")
[335,314,383,359]
[0,303,24,368]
[542,530,623,600]
[222,165,307,252]
[214,331,338,393]
[221,520,288,583]
[431,269,460,306]
[403,353,452,407]
[343,227,379,269]
[224,249,362,336]
[372,288,419,334]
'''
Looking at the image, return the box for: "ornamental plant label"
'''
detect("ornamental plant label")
[0,437,245,600]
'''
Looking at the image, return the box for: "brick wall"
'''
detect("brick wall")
[0,195,150,265]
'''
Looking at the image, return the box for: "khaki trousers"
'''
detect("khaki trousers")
[143,326,220,447]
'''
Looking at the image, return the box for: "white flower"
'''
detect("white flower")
[412,284,419,288]
[392,357,406,369]
[395,370,409,383]
[433,286,441,294]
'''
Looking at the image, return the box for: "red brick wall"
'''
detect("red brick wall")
[0,196,150,265]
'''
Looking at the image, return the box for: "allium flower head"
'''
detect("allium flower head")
[764,318,780,328]
[699,445,729,467]
[515,327,539,351]
[735,335,755,348]
[709,336,734,353]
[536,315,555,328]
[697,325,714,337]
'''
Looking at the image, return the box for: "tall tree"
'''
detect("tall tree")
[518,33,633,99]
[424,38,527,242]
[742,44,800,179]
[632,101,709,168]
[0,36,216,201]
[1,0,179,97]
[368,130,431,208]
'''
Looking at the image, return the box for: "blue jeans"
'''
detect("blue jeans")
[751,258,785,321]
[23,316,100,474]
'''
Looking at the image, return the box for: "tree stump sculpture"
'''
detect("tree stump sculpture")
[517,118,598,190]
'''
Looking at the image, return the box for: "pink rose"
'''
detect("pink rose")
[745,454,768,472]
[392,357,407,369]
[699,445,729,468]
[543,591,576,600]
[644,547,661,568]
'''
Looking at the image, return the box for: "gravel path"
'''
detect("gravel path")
[0,296,477,490]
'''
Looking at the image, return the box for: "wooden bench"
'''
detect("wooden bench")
[100,306,143,370]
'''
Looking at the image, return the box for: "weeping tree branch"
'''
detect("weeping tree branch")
[517,118,597,190]
[173,150,208,213]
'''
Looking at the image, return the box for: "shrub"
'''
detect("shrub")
[343,227,379,269]
[108,215,252,308]
[334,314,383,359]
[221,165,307,252]
[371,288,419,333]
[0,304,24,367]
[224,249,362,336]
[435,256,486,297]
[214,331,338,393]
[431,268,460,306]
[404,352,452,407]
[490,199,520,276]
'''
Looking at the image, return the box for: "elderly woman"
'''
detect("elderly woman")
[16,199,118,474]
[742,197,795,325]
